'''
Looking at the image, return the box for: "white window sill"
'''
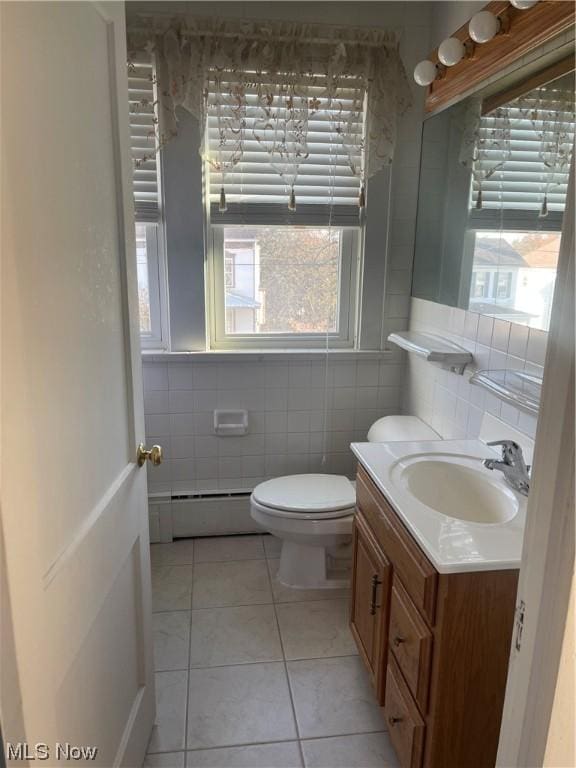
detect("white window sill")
[141,348,395,362]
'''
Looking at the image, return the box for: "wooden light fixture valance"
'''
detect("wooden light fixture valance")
[425,0,575,113]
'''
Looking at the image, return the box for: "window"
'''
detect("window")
[206,73,361,348]
[128,56,168,348]
[472,271,491,299]
[495,271,513,300]
[469,230,561,327]
[210,225,357,347]
[465,73,574,331]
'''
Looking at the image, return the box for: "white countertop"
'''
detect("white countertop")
[351,440,527,574]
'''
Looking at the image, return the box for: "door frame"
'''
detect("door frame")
[496,156,575,766]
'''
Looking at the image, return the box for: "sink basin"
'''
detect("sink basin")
[399,457,519,524]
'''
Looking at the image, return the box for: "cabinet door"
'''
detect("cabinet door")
[350,512,392,704]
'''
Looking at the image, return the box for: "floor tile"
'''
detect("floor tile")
[147,671,188,753]
[263,534,283,558]
[151,540,195,567]
[190,605,282,667]
[287,657,384,739]
[153,611,191,671]
[152,566,193,612]
[268,560,349,604]
[301,733,397,767]
[143,753,185,767]
[187,663,297,749]
[194,535,265,562]
[192,560,272,608]
[276,599,357,660]
[186,742,302,767]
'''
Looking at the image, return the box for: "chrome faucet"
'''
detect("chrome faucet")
[482,440,530,496]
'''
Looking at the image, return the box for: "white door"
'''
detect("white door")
[1,3,155,765]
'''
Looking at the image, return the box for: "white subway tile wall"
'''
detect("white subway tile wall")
[405,298,545,441]
[143,357,404,493]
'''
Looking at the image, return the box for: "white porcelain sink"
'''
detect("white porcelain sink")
[351,439,529,573]
[394,454,519,525]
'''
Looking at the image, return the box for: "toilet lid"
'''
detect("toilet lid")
[252,474,356,514]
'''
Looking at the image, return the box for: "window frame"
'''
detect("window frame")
[138,220,170,350]
[207,224,360,350]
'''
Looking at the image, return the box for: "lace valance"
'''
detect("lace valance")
[127,16,412,210]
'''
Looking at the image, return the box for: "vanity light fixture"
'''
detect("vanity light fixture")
[509,0,539,8]
[413,59,441,86]
[438,37,467,67]
[413,0,545,87]
[469,11,501,44]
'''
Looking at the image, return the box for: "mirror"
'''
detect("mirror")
[412,63,575,331]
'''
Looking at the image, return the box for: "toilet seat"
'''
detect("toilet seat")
[251,496,355,521]
[251,474,355,520]
[253,474,355,513]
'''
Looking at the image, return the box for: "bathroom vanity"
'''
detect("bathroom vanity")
[350,442,524,768]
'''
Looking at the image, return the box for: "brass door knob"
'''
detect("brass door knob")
[137,443,163,467]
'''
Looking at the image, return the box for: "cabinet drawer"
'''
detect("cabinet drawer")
[389,577,433,713]
[357,466,437,625]
[384,655,425,768]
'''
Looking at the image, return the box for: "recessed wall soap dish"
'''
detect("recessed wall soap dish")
[214,409,249,436]
[387,331,473,374]
[470,369,542,415]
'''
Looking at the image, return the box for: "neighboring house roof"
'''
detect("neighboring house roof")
[473,238,527,267]
[518,237,560,268]
[226,291,261,309]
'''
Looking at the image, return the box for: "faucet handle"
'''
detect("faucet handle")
[487,439,520,449]
[487,440,524,465]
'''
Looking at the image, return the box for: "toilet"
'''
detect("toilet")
[250,415,440,589]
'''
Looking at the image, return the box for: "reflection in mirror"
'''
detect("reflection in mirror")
[412,65,575,331]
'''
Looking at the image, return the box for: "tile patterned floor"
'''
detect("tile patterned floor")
[145,535,398,768]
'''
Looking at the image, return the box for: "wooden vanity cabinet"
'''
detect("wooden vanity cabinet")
[351,465,519,768]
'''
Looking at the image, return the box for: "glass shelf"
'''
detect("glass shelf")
[470,369,542,415]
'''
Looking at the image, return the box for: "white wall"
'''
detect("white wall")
[404,299,545,440]
[143,354,404,494]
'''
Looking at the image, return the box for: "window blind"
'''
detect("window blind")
[207,74,364,226]
[470,76,575,230]
[128,57,159,222]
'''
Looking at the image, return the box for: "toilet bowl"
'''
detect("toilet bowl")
[251,474,355,589]
[250,415,440,589]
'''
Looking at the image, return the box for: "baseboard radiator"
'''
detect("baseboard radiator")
[148,490,261,542]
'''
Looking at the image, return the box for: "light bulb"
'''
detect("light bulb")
[469,11,501,43]
[414,60,439,86]
[509,0,539,8]
[438,37,466,67]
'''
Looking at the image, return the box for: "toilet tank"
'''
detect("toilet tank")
[367,415,440,442]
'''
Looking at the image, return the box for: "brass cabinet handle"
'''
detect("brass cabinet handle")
[370,574,381,615]
[137,443,163,467]
[388,716,403,726]
[393,636,406,647]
